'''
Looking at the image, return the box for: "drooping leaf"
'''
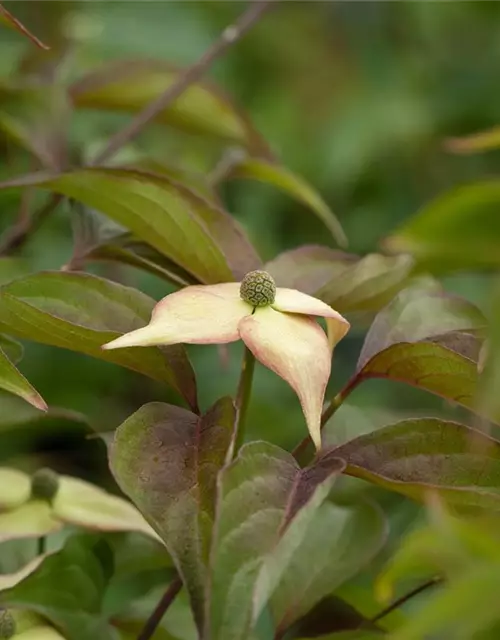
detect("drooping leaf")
[110,398,235,632]
[0,467,31,509]
[7,167,261,283]
[0,271,197,410]
[0,346,47,411]
[228,158,347,246]
[0,535,116,640]
[253,499,386,634]
[207,442,345,640]
[69,59,269,153]
[384,181,500,272]
[0,5,48,49]
[266,248,415,315]
[330,418,500,510]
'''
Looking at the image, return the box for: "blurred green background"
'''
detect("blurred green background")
[0,1,498,480]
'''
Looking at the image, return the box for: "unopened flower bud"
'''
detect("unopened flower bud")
[0,610,16,639]
[31,468,60,502]
[240,270,276,307]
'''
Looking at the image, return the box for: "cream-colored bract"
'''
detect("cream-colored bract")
[102,282,350,449]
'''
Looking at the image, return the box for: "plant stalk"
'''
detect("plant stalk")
[137,574,183,640]
[233,346,256,456]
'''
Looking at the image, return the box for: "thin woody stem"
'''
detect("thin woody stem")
[136,574,183,640]
[92,0,274,166]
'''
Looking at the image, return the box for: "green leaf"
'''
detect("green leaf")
[0,346,47,411]
[0,271,197,410]
[85,232,198,288]
[110,398,235,632]
[207,442,345,640]
[0,535,116,640]
[69,60,269,153]
[0,333,23,363]
[254,499,386,634]
[0,467,31,509]
[30,167,261,283]
[0,5,48,49]
[229,158,347,246]
[14,626,67,640]
[266,247,415,314]
[384,181,500,272]
[330,418,500,510]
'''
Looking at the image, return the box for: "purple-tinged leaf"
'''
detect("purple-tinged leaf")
[358,286,486,368]
[0,271,197,410]
[254,499,386,635]
[207,442,345,640]
[110,398,235,633]
[329,418,500,510]
[266,247,414,314]
[69,59,269,154]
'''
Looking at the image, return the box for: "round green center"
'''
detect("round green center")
[240,270,276,307]
[0,610,15,639]
[31,468,60,503]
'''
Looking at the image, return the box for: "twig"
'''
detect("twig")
[368,577,442,626]
[0,193,62,256]
[137,575,183,640]
[91,0,274,166]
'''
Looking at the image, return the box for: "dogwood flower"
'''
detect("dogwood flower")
[102,271,350,449]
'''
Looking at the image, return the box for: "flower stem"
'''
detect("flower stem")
[137,574,183,640]
[233,346,256,455]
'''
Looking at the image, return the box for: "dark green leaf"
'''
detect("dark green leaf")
[35,167,261,283]
[110,398,235,632]
[0,333,23,363]
[0,535,116,640]
[70,59,269,153]
[207,442,345,640]
[0,346,46,411]
[229,158,347,246]
[330,418,500,510]
[254,500,386,634]
[384,181,500,272]
[0,271,197,410]
[86,232,198,288]
[266,247,415,314]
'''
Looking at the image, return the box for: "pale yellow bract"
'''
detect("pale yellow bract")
[102,275,350,449]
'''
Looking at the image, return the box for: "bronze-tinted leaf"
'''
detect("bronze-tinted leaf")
[330,418,500,510]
